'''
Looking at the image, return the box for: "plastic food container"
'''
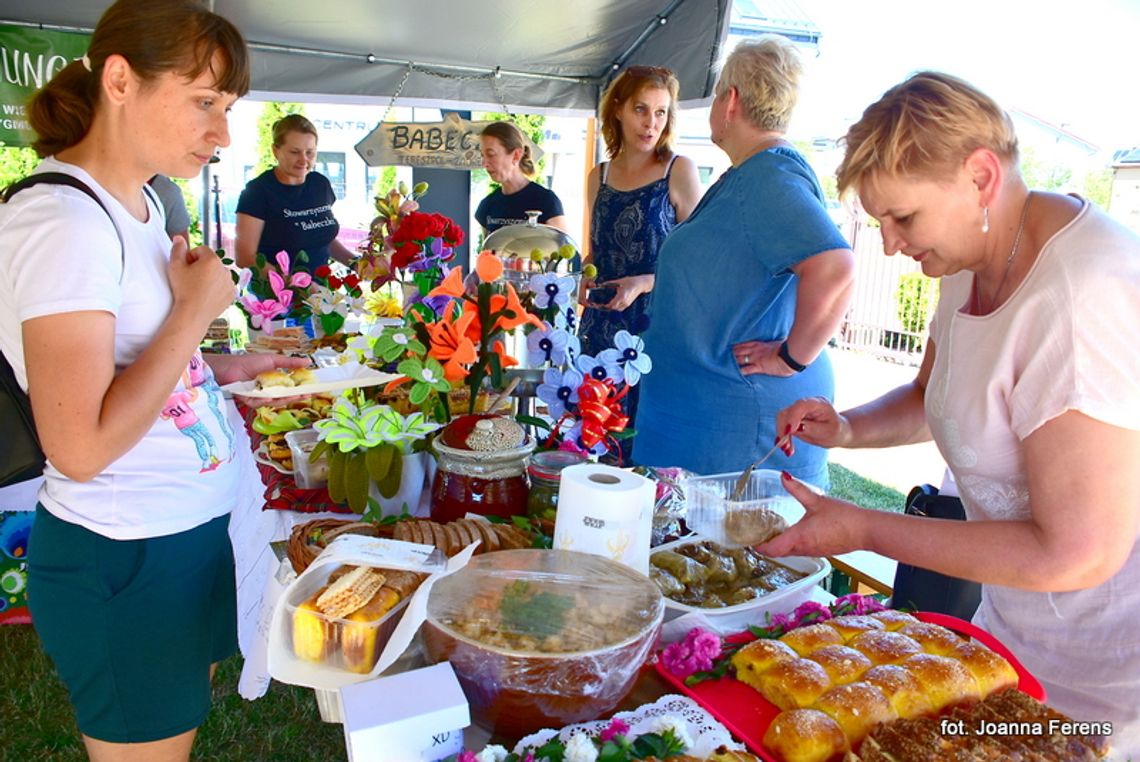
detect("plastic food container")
[285,428,329,489]
[421,549,663,737]
[651,536,830,638]
[683,469,809,547]
[281,563,412,674]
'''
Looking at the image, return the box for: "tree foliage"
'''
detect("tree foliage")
[0,146,41,188]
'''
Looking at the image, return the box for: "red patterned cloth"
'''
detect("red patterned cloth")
[239,405,353,514]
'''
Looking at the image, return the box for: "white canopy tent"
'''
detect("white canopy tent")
[1,0,732,115]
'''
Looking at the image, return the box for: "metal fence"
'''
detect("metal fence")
[834,219,937,367]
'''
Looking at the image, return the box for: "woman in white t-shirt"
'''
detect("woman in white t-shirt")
[762,72,1140,758]
[0,1,306,759]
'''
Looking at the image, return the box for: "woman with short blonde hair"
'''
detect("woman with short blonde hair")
[635,37,855,485]
[769,71,1140,758]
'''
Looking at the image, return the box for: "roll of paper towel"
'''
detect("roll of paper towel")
[553,464,655,574]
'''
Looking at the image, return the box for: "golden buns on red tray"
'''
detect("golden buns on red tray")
[714,609,1106,762]
[661,611,1112,762]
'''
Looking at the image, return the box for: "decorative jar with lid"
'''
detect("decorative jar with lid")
[430,414,536,523]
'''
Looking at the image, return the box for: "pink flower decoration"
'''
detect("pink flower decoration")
[834,593,886,616]
[241,295,287,330]
[598,718,630,743]
[661,627,723,678]
[792,600,833,626]
[272,250,312,289]
[456,753,478,762]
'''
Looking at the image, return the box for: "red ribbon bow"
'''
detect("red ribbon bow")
[576,377,629,448]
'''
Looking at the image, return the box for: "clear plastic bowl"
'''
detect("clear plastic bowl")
[683,469,807,547]
[422,549,663,737]
[285,428,329,489]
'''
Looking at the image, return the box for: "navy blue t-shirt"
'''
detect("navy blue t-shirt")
[475,181,564,233]
[236,169,340,273]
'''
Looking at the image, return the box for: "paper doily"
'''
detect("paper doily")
[512,694,744,759]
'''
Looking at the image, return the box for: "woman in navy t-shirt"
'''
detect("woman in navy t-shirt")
[235,114,355,273]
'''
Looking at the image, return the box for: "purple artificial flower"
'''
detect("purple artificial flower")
[526,324,571,366]
[575,352,624,385]
[565,420,609,457]
[529,273,575,309]
[536,366,584,419]
[605,330,652,385]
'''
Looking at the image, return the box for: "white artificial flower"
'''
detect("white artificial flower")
[474,745,509,762]
[563,733,599,762]
[633,715,693,751]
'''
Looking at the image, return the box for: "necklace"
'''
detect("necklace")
[974,191,1034,314]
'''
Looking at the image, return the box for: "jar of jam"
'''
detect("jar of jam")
[526,450,587,520]
[430,415,535,523]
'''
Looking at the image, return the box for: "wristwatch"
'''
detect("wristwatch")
[778,340,807,373]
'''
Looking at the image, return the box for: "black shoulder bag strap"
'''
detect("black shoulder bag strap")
[0,172,125,485]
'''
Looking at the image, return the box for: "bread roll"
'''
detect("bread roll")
[762,708,849,762]
[849,630,923,665]
[732,638,799,689]
[810,682,897,747]
[780,623,844,656]
[901,652,981,711]
[861,663,937,718]
[755,657,833,710]
[825,614,886,642]
[867,608,919,631]
[952,641,1018,696]
[898,622,965,655]
[289,366,318,386]
[806,644,872,685]
[255,369,295,389]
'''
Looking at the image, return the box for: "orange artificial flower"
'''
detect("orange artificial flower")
[427,266,466,299]
[494,283,545,332]
[475,250,503,283]
[422,303,477,382]
[491,339,519,369]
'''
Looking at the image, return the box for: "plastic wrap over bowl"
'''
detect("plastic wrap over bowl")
[422,549,664,737]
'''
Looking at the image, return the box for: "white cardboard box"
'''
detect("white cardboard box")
[341,662,470,762]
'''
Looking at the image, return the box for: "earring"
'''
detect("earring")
[981,207,990,234]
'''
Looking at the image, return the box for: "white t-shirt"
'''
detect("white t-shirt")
[926,200,1140,758]
[0,158,238,539]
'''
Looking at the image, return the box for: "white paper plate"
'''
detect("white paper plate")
[221,363,399,400]
[254,441,292,474]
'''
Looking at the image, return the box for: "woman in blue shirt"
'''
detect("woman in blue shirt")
[634,36,855,488]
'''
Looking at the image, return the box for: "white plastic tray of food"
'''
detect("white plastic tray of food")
[652,535,830,639]
[221,363,399,399]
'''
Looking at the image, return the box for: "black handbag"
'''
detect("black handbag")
[0,173,118,487]
[891,484,983,620]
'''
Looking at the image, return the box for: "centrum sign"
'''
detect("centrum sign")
[0,25,89,147]
[354,112,542,170]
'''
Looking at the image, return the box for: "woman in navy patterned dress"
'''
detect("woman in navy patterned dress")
[578,66,701,392]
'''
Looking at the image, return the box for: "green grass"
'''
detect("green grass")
[1,463,902,759]
[0,625,343,761]
[827,462,908,512]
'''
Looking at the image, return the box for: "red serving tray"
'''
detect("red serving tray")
[655,611,1046,760]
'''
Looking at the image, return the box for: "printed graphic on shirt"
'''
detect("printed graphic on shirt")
[160,351,235,472]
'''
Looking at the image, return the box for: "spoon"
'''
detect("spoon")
[730,433,792,501]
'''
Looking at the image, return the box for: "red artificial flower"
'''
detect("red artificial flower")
[314,265,332,278]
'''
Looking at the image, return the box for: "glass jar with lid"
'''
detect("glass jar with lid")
[430,415,535,523]
[526,450,588,520]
